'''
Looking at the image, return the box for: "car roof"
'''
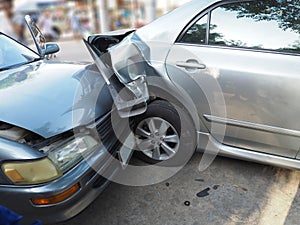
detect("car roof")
[136,0,222,44]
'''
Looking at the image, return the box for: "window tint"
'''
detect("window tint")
[180,14,208,44]
[209,0,300,53]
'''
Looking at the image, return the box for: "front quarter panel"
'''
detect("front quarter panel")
[0,137,45,162]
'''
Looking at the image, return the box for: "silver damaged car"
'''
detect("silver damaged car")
[86,0,300,169]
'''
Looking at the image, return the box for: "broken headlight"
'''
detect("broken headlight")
[48,135,99,173]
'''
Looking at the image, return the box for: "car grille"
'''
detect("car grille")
[96,114,121,157]
[96,113,134,158]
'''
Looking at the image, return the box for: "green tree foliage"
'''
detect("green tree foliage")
[223,0,300,33]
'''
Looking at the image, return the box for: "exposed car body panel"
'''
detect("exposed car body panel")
[0,61,113,138]
[86,31,150,118]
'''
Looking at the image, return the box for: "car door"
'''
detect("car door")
[166,0,300,158]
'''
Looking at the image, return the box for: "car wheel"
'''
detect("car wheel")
[132,100,196,166]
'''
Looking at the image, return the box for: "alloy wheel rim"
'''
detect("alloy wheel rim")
[135,117,180,161]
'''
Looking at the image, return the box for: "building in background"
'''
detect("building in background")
[97,0,191,32]
[14,0,191,38]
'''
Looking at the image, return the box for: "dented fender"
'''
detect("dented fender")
[85,30,156,118]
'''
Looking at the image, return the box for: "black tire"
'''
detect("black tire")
[132,100,196,166]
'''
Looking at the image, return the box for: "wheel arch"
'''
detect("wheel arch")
[146,80,208,135]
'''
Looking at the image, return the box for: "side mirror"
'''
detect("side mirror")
[44,43,60,55]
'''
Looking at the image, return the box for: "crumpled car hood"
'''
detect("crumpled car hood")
[0,61,112,138]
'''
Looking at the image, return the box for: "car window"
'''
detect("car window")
[179,14,208,44]
[0,34,40,71]
[209,0,300,54]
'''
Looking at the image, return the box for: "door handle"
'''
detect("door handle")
[176,61,206,70]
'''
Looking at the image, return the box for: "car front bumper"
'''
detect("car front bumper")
[0,142,121,224]
[0,112,125,224]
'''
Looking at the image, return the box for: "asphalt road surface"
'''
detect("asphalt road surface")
[51,40,300,225]
[54,153,300,225]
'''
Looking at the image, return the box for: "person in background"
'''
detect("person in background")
[69,12,81,39]
[38,9,57,42]
[115,15,123,29]
[0,0,24,43]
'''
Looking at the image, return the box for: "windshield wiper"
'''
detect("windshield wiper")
[0,67,11,72]
[22,53,41,63]
[0,58,41,72]
[28,57,41,63]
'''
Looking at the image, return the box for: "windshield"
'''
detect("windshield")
[0,33,40,71]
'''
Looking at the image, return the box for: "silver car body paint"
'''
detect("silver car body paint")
[92,0,300,169]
